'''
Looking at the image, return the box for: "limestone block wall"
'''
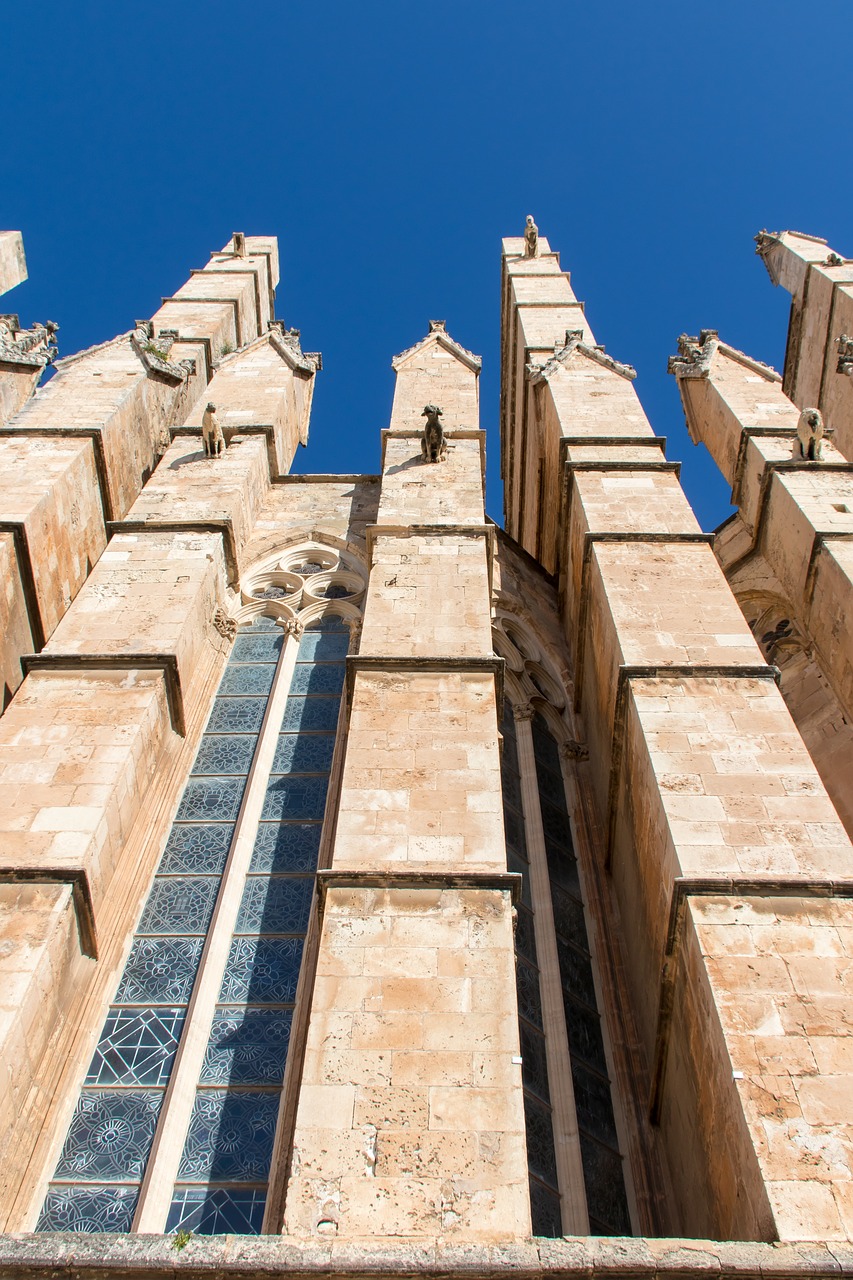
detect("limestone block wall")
[755,229,853,460]
[285,326,531,1241]
[671,338,853,836]
[0,532,33,706]
[500,232,853,1242]
[0,231,26,295]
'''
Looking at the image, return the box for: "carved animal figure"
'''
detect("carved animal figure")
[524,215,539,258]
[795,406,824,460]
[421,404,447,462]
[202,402,225,458]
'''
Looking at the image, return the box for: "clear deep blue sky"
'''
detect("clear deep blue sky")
[3,2,848,531]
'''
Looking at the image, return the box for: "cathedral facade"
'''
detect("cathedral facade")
[0,224,851,1275]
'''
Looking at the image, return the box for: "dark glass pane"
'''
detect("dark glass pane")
[206,697,268,735]
[501,760,524,812]
[237,876,314,935]
[37,1184,139,1233]
[555,935,597,1010]
[53,1091,162,1181]
[547,841,581,895]
[289,662,346,695]
[515,957,543,1029]
[523,1094,558,1188]
[296,561,324,575]
[282,696,341,732]
[507,849,532,907]
[572,1061,620,1147]
[250,823,322,875]
[219,936,305,1005]
[298,629,350,661]
[272,732,336,775]
[564,998,609,1076]
[231,632,283,664]
[85,1007,185,1087]
[217,664,276,697]
[177,1090,279,1182]
[536,763,568,809]
[115,937,205,1006]
[166,1187,267,1235]
[304,616,349,631]
[514,904,538,965]
[255,584,287,600]
[532,716,562,774]
[190,735,257,778]
[551,883,589,949]
[175,777,246,823]
[261,774,330,821]
[503,804,527,858]
[578,1132,632,1235]
[319,583,351,599]
[529,1177,562,1238]
[540,799,574,855]
[520,1021,550,1103]
[137,877,219,936]
[158,824,232,876]
[200,1009,292,1086]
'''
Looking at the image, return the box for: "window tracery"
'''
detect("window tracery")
[37,541,364,1237]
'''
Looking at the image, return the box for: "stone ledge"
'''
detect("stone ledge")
[21,653,185,736]
[0,1235,851,1279]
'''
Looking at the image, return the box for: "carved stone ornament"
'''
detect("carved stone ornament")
[524,215,539,259]
[202,402,226,458]
[560,739,589,763]
[233,232,247,257]
[529,331,637,384]
[130,325,196,383]
[284,618,304,639]
[826,252,845,267]
[667,330,719,380]
[794,407,824,461]
[754,228,780,258]
[346,618,362,648]
[421,404,447,463]
[836,334,853,376]
[0,315,59,367]
[512,702,536,723]
[212,606,237,641]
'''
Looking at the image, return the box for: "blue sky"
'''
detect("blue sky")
[3,1,847,531]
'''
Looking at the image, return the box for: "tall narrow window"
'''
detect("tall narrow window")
[532,713,632,1236]
[500,704,562,1237]
[38,577,356,1234]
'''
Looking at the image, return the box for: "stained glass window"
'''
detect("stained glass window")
[500,707,561,1237]
[38,608,350,1236]
[168,616,347,1236]
[531,713,632,1237]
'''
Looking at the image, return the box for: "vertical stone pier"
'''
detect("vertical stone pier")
[500,232,853,1241]
[284,322,531,1242]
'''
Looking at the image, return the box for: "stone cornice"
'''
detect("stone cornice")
[668,329,782,383]
[130,324,196,383]
[391,320,482,374]
[0,315,58,368]
[527,330,636,383]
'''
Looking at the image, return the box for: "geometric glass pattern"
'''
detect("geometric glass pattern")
[166,1187,267,1235]
[38,614,282,1233]
[170,615,349,1234]
[532,713,632,1237]
[499,705,561,1237]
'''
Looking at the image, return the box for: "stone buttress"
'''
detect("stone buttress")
[283,321,532,1241]
[501,232,853,1242]
[0,236,322,1227]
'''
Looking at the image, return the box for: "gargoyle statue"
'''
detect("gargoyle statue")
[795,407,824,461]
[202,402,226,458]
[524,215,539,258]
[421,404,447,462]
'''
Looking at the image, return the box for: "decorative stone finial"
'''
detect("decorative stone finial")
[667,330,719,380]
[0,315,59,367]
[428,320,446,333]
[233,232,246,257]
[202,402,225,458]
[754,229,780,258]
[420,404,447,463]
[524,215,539,259]
[794,407,824,461]
[826,252,845,267]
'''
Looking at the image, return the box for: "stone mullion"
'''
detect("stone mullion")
[133,625,301,1232]
[512,704,589,1234]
